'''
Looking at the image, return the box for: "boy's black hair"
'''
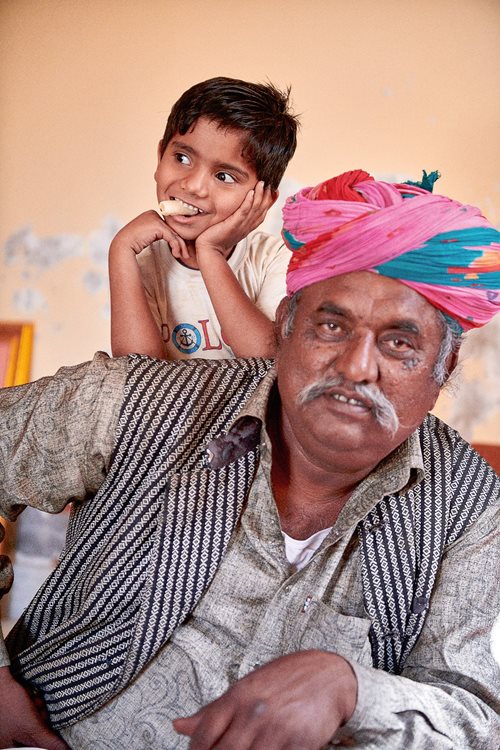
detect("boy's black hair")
[160,76,299,191]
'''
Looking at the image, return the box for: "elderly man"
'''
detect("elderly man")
[0,170,499,750]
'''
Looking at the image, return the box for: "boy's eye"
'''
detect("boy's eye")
[216,171,236,184]
[175,153,190,165]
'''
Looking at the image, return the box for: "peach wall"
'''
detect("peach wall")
[1,0,499,443]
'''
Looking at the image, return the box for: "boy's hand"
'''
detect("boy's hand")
[111,210,189,261]
[196,181,275,261]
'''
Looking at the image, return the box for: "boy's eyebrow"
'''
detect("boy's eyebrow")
[169,139,251,179]
[217,161,251,179]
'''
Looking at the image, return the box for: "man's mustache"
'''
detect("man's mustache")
[298,375,399,435]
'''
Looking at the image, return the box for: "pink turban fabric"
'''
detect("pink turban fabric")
[282,170,500,331]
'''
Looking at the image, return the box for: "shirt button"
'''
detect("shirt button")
[284,585,292,593]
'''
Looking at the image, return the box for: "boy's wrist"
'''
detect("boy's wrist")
[109,235,141,257]
[195,240,234,262]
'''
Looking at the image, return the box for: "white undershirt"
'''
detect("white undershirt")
[282,527,333,571]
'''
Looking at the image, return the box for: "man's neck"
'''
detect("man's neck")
[267,399,379,539]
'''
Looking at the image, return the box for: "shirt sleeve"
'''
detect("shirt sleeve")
[337,497,500,748]
[248,234,290,320]
[0,352,127,666]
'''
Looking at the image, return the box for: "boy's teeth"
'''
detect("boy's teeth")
[177,199,200,214]
[158,199,202,217]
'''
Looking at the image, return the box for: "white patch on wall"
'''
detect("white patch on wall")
[3,217,122,271]
[447,315,500,442]
[4,225,83,271]
[1,216,123,373]
[88,216,123,266]
[13,287,47,313]
[83,269,105,294]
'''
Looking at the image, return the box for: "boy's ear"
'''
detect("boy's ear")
[270,189,279,207]
[156,140,164,166]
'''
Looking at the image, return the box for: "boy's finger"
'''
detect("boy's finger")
[249,183,273,214]
[172,238,189,260]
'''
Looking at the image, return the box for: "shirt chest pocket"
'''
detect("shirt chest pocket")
[292,603,373,667]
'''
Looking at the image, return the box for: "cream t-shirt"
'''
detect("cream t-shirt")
[136,230,289,359]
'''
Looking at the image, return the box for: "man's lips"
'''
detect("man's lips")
[323,389,371,410]
[297,376,400,435]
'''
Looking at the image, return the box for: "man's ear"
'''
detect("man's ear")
[445,348,460,380]
[275,296,291,341]
[270,188,279,207]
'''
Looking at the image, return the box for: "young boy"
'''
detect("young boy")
[109,76,299,360]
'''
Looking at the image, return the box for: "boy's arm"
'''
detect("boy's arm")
[109,211,186,358]
[196,183,278,358]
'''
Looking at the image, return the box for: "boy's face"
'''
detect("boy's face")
[155,116,259,243]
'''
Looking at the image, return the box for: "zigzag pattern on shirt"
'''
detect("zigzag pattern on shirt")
[359,413,499,674]
[7,355,270,727]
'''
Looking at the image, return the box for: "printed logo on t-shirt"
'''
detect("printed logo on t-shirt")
[168,319,228,355]
[172,323,202,354]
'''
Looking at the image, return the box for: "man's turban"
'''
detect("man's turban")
[282,170,500,331]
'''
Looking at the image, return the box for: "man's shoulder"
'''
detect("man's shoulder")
[418,412,499,501]
[113,356,274,456]
[420,413,496,471]
[124,353,274,395]
[413,414,499,546]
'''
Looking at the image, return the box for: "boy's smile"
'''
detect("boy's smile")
[154,116,259,246]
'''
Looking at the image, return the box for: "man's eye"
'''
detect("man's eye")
[175,153,190,165]
[386,337,412,352]
[216,172,236,183]
[319,322,342,335]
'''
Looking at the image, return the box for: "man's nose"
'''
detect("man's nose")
[333,334,379,384]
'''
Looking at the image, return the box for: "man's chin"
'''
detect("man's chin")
[301,403,402,455]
